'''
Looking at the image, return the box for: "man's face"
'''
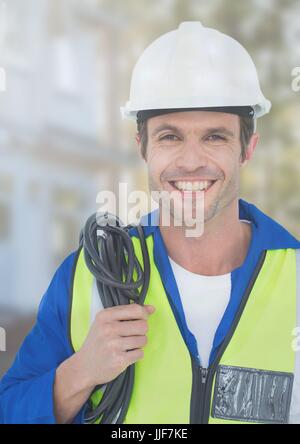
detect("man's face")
[143,110,254,226]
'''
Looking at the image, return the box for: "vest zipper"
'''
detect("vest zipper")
[190,250,267,424]
[190,363,209,424]
[199,367,208,422]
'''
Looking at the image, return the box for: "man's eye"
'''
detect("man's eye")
[159,134,179,141]
[207,134,226,142]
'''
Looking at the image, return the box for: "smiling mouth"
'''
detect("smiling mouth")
[168,180,217,192]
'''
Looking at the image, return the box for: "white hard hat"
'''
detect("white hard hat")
[121,21,271,121]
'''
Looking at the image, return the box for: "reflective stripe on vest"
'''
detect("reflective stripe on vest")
[69,237,300,424]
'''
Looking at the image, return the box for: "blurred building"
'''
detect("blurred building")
[0,0,140,315]
[0,0,299,376]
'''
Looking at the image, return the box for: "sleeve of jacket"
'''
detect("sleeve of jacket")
[0,251,85,424]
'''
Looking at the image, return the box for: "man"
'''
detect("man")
[0,21,300,424]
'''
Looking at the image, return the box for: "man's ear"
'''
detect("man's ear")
[135,132,147,162]
[240,133,260,167]
[135,132,141,146]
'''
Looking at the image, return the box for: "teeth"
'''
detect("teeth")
[173,181,213,191]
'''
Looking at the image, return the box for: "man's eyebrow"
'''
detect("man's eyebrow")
[150,124,235,139]
[150,124,182,139]
[203,127,235,138]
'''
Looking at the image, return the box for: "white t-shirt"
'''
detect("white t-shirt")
[169,257,231,368]
[169,220,251,368]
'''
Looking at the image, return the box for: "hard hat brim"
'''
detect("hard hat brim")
[135,106,255,123]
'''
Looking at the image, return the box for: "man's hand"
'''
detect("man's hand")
[77,303,155,386]
[54,303,155,423]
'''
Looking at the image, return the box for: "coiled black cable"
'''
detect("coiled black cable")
[80,212,150,424]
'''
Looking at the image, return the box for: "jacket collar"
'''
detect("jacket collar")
[239,199,300,251]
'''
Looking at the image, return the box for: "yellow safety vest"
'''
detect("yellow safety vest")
[69,234,300,424]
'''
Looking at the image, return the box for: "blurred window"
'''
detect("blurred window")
[0,1,31,67]
[0,202,11,240]
[54,37,79,95]
[51,215,79,264]
[53,187,82,211]
[0,174,13,196]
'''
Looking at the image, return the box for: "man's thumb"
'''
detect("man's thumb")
[145,305,156,314]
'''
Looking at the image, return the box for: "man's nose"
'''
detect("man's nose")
[175,140,208,171]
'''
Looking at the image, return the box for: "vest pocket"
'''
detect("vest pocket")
[211,365,294,423]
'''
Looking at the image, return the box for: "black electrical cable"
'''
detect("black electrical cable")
[80,212,150,424]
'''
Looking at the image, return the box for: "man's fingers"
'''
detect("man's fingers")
[124,348,145,365]
[115,319,149,337]
[101,304,155,322]
[119,335,148,352]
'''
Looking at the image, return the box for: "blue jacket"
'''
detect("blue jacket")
[0,199,299,424]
